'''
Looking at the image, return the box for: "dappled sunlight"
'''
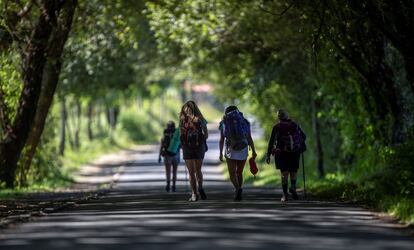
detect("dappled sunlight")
[0,130,413,250]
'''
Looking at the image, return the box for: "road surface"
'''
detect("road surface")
[0,129,413,250]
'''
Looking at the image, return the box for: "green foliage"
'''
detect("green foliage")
[0,52,21,128]
[1,0,413,224]
[375,136,414,198]
[25,112,64,184]
[119,108,162,143]
[147,0,414,224]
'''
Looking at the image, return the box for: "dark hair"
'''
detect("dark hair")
[277,109,289,120]
[166,121,175,129]
[224,105,238,114]
[179,100,206,127]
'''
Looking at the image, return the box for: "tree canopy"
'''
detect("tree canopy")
[0,0,413,209]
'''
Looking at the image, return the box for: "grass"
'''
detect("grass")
[306,173,414,224]
[0,131,133,199]
[1,94,224,199]
[219,138,414,226]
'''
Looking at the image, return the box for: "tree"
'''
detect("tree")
[0,0,78,188]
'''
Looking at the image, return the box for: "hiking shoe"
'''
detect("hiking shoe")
[189,194,198,202]
[165,184,170,192]
[289,188,299,200]
[171,185,176,192]
[281,193,288,202]
[234,188,243,201]
[198,188,207,200]
[233,189,238,201]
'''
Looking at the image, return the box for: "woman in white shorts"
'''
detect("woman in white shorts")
[219,106,257,201]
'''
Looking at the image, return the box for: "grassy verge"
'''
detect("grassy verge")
[220,140,414,225]
[0,132,133,199]
[1,96,224,199]
[307,173,414,224]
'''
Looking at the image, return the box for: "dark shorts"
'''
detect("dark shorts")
[275,152,300,172]
[182,143,206,160]
[164,153,180,166]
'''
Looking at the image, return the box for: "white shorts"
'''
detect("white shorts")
[225,146,248,161]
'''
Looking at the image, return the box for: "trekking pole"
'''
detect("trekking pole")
[302,152,306,199]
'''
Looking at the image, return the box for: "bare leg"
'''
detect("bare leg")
[165,163,171,191]
[194,159,207,199]
[194,159,204,188]
[281,171,289,194]
[236,159,246,189]
[185,160,197,195]
[172,162,178,189]
[227,159,238,189]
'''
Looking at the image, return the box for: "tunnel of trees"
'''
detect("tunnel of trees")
[0,0,413,220]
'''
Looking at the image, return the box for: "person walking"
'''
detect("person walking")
[179,100,208,202]
[219,106,257,201]
[158,121,181,192]
[266,109,306,202]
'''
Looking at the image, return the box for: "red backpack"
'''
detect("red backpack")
[180,118,202,148]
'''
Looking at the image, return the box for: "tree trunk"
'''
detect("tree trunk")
[0,0,77,188]
[403,54,414,97]
[113,106,119,128]
[105,106,111,127]
[66,111,75,150]
[87,102,94,140]
[74,99,81,149]
[136,95,142,110]
[96,104,103,134]
[311,95,324,178]
[107,107,118,141]
[181,79,187,103]
[21,2,78,183]
[59,100,67,156]
[159,94,164,124]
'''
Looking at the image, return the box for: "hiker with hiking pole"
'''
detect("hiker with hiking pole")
[158,121,181,192]
[266,109,307,202]
[179,101,208,202]
[219,106,257,201]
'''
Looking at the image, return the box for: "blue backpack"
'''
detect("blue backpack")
[223,110,250,150]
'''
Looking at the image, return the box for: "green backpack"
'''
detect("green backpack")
[167,128,180,154]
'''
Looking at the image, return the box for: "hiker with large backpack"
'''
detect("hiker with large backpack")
[179,100,208,202]
[266,109,306,202]
[219,106,257,201]
[158,121,181,192]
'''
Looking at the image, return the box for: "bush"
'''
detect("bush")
[119,108,162,143]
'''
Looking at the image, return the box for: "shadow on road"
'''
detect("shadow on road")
[0,130,413,250]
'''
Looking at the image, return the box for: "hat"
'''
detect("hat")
[277,109,289,120]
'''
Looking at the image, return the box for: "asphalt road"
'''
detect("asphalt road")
[0,130,413,250]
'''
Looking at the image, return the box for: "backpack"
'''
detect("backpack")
[167,128,180,154]
[180,118,203,148]
[161,128,175,156]
[277,120,306,153]
[223,110,249,150]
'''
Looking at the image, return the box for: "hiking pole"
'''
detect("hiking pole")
[302,152,307,199]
